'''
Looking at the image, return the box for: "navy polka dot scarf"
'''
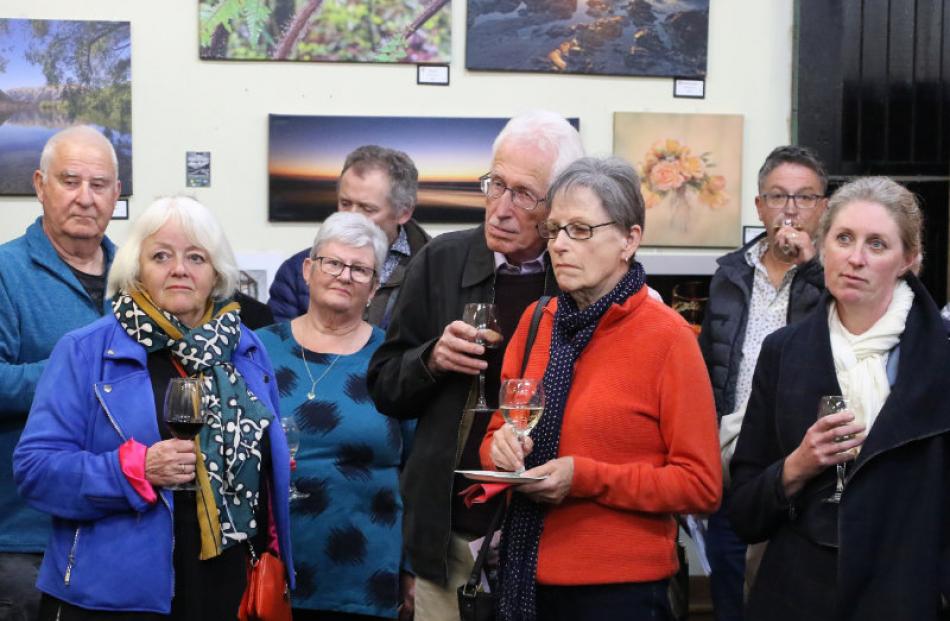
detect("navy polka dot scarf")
[497,262,646,621]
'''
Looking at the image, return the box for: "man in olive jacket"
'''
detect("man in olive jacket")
[368,111,583,621]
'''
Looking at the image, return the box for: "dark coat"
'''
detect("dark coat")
[266,218,431,326]
[367,225,559,583]
[699,233,825,419]
[729,274,950,621]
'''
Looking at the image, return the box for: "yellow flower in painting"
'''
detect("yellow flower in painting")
[679,155,705,179]
[698,175,729,208]
[664,138,685,156]
[649,160,686,192]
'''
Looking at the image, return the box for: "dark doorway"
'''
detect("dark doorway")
[795,0,950,304]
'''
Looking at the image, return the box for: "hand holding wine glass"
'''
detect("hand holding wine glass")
[162,377,205,491]
[281,416,310,501]
[462,303,502,410]
[499,378,545,474]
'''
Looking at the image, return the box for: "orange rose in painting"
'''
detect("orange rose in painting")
[638,139,729,232]
[649,161,686,192]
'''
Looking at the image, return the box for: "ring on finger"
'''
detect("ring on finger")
[180,463,186,475]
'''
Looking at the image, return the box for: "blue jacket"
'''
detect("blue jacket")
[0,217,115,553]
[13,315,295,613]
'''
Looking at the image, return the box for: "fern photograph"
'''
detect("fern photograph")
[200,0,451,63]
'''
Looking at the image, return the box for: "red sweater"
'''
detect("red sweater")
[480,288,721,585]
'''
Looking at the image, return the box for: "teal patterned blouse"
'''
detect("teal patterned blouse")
[256,322,414,618]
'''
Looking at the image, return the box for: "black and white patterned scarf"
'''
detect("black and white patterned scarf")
[113,289,272,557]
[497,263,646,621]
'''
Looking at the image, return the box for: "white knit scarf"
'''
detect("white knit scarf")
[827,280,914,431]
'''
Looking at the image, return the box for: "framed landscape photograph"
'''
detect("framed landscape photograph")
[0,18,132,196]
[200,0,451,63]
[614,112,743,248]
[268,114,579,223]
[466,0,707,78]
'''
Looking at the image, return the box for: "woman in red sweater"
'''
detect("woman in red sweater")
[481,157,721,621]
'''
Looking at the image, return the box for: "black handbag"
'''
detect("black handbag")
[457,296,550,621]
[457,499,506,621]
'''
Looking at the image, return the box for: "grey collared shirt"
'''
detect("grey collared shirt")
[493,251,546,275]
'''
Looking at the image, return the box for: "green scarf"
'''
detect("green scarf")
[113,289,272,559]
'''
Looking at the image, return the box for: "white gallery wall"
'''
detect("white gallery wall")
[0,1,795,276]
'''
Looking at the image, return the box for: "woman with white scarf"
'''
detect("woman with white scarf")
[728,176,950,621]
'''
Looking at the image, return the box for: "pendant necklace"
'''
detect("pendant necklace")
[300,345,342,400]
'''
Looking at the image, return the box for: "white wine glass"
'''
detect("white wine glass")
[280,416,310,501]
[163,377,204,492]
[817,395,851,503]
[499,378,545,474]
[462,303,502,410]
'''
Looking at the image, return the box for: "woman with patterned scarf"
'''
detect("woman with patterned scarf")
[729,177,950,621]
[14,196,293,620]
[481,157,722,621]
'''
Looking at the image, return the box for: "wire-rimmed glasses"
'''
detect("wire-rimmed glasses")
[479,174,545,211]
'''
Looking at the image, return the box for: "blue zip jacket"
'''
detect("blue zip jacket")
[0,216,116,553]
[13,314,295,613]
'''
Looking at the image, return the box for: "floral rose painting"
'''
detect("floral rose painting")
[614,112,743,247]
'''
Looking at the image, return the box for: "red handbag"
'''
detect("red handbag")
[238,548,292,621]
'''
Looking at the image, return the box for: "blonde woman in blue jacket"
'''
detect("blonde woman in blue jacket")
[14,196,294,620]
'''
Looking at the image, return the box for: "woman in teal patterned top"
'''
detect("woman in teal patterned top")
[257,212,414,621]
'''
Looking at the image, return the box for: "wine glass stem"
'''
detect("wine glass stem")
[515,434,526,475]
[476,370,488,409]
[835,463,846,494]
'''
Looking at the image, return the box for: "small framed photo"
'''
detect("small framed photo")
[417,64,449,86]
[673,78,705,99]
[743,225,766,244]
[186,151,211,187]
[113,199,129,220]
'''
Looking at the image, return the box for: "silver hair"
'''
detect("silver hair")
[491,110,585,183]
[310,211,389,279]
[547,156,646,232]
[818,176,923,269]
[39,125,118,179]
[107,196,239,299]
[339,145,418,217]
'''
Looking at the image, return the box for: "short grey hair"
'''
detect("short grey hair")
[39,125,118,179]
[339,145,418,217]
[818,176,923,268]
[757,145,828,194]
[310,211,389,279]
[107,196,239,299]
[492,110,585,184]
[547,156,646,234]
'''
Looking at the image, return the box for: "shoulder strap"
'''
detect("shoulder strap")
[520,296,550,377]
[463,495,507,594]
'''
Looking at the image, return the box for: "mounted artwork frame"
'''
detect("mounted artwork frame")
[613,112,743,248]
[0,18,132,196]
[466,0,708,78]
[199,0,451,64]
[268,114,579,224]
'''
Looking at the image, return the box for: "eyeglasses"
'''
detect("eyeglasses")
[479,174,546,211]
[537,220,616,240]
[311,256,376,284]
[760,192,824,210]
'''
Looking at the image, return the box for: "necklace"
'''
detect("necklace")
[300,346,342,401]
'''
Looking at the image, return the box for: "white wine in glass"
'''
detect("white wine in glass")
[500,378,545,474]
[817,395,850,503]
